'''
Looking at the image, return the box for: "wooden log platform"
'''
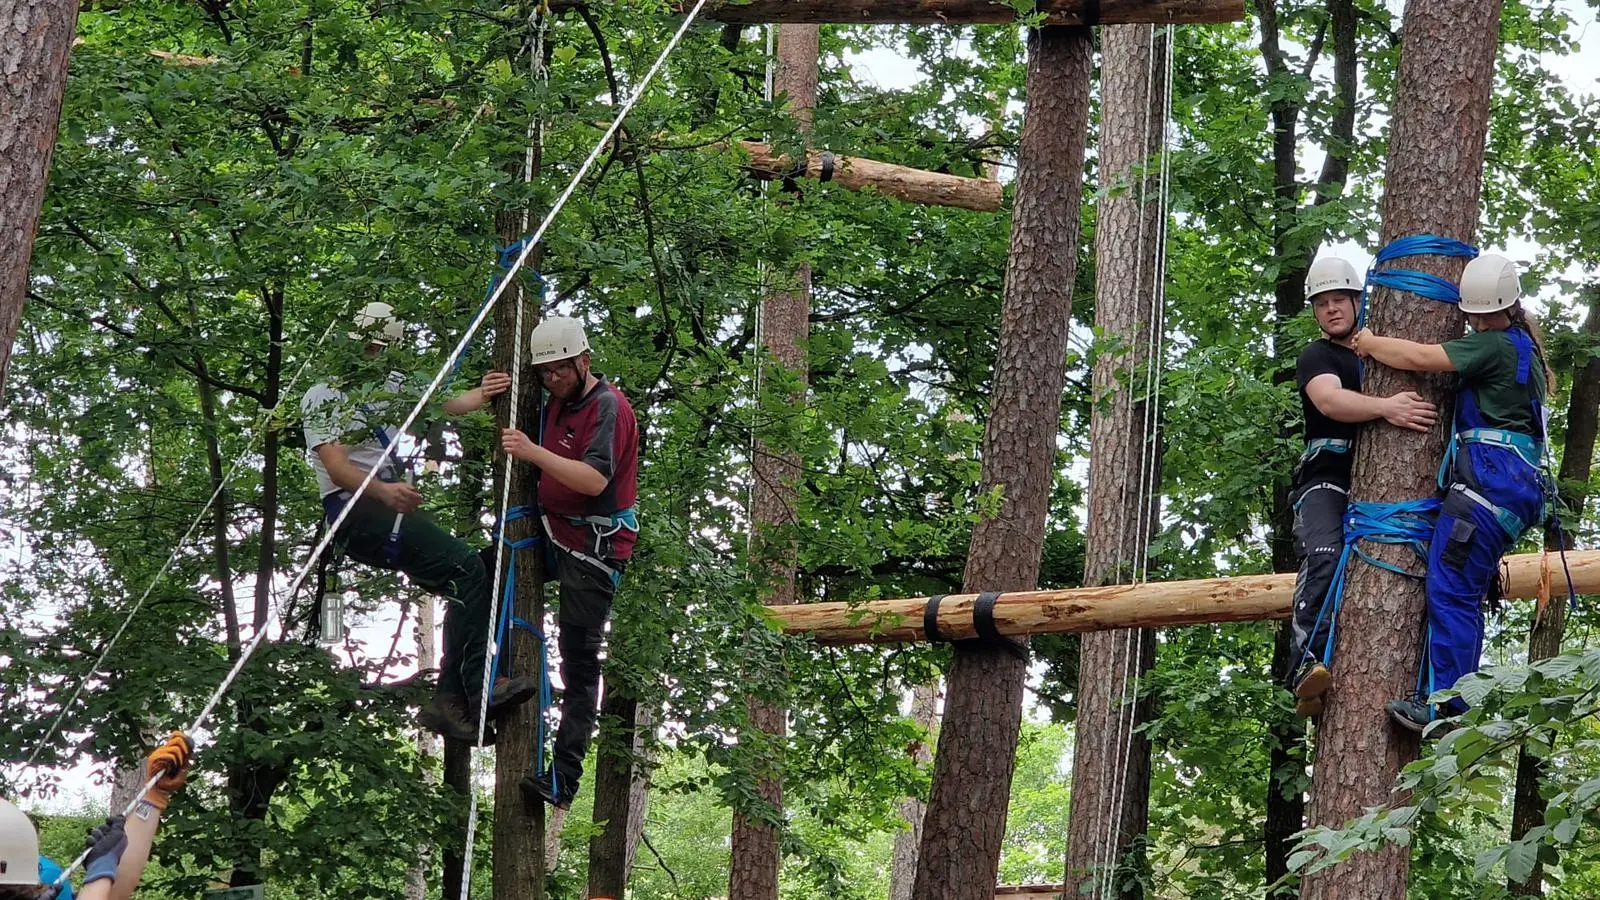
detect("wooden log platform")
[736,141,1002,211]
[769,549,1600,644]
[548,0,1244,27]
[995,885,1064,900]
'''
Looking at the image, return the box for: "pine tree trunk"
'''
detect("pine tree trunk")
[492,205,548,900]
[1063,25,1166,899]
[911,26,1092,900]
[1507,286,1600,896]
[729,23,817,900]
[411,596,439,900]
[888,682,941,900]
[589,691,640,897]
[1300,0,1500,892]
[0,0,78,400]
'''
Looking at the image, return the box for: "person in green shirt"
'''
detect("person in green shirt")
[1353,252,1554,734]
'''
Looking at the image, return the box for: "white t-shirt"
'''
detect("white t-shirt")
[301,371,406,498]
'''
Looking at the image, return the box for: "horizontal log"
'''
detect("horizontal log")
[549,0,1244,26]
[736,141,1002,211]
[72,38,221,66]
[769,549,1600,644]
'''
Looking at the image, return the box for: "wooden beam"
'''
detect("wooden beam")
[995,885,1064,900]
[549,0,1244,26]
[770,549,1600,644]
[735,141,1002,211]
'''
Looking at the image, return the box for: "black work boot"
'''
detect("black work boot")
[1293,662,1333,718]
[485,675,540,717]
[1387,697,1459,738]
[520,769,576,811]
[418,693,479,743]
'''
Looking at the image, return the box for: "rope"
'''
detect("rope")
[48,0,708,887]
[1094,24,1174,898]
[21,102,497,774]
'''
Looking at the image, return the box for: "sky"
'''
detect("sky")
[13,4,1600,814]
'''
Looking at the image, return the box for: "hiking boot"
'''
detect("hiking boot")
[1292,662,1332,717]
[418,693,479,743]
[1386,697,1459,738]
[485,675,539,717]
[520,769,576,811]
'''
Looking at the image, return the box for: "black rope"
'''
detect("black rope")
[1081,0,1102,26]
[818,151,835,183]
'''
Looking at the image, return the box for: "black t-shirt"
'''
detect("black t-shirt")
[1295,339,1361,483]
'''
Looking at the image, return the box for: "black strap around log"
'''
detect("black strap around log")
[818,151,835,183]
[973,591,1004,642]
[923,594,948,642]
[1082,0,1102,26]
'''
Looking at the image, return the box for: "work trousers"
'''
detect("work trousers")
[1288,480,1348,677]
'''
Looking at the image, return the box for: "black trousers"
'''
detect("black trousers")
[549,550,622,788]
[1288,480,1348,678]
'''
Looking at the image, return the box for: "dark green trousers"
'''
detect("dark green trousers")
[333,494,492,697]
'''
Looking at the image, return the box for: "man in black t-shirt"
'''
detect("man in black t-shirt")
[1288,257,1438,716]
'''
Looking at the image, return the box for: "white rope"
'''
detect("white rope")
[21,102,496,774]
[1095,24,1174,898]
[746,21,777,556]
[456,7,542,898]
[49,1,710,888]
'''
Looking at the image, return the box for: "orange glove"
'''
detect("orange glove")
[142,731,194,808]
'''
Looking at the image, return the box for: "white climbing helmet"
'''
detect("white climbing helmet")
[1304,256,1363,301]
[0,797,40,885]
[528,316,590,366]
[349,301,406,346]
[1458,253,1521,315]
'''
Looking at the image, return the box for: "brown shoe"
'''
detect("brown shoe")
[417,694,478,742]
[1292,662,1332,718]
[485,675,539,717]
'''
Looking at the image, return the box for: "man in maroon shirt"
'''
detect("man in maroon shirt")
[499,316,639,809]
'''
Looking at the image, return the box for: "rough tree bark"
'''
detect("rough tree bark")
[589,689,641,896]
[0,0,78,401]
[1063,23,1167,900]
[491,218,548,900]
[728,23,817,900]
[910,26,1093,900]
[1255,0,1359,887]
[409,594,439,900]
[1300,0,1500,892]
[1508,285,1600,897]
[888,682,941,900]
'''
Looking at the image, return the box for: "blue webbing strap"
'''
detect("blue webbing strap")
[1314,498,1442,668]
[491,502,560,795]
[1356,234,1478,329]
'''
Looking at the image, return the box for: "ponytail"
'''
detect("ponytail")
[1509,302,1556,392]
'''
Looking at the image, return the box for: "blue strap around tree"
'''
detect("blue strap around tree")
[1314,498,1442,666]
[1357,235,1478,329]
[491,503,559,792]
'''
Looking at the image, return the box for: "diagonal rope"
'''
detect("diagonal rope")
[50,1,709,889]
[19,102,494,775]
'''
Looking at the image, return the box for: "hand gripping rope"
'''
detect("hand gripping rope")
[47,1,711,892]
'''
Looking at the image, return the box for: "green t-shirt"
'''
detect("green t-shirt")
[1442,329,1546,435]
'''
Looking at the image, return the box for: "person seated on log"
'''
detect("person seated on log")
[1353,253,1554,733]
[302,301,537,742]
[3,732,193,900]
[496,316,639,810]
[1288,257,1438,718]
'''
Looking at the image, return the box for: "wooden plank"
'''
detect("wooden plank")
[736,141,1002,211]
[548,0,1244,26]
[768,549,1600,644]
[995,885,1064,899]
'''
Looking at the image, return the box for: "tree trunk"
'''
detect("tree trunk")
[255,284,284,630]
[1508,285,1600,896]
[1063,24,1167,899]
[491,219,548,900]
[443,738,472,900]
[0,0,78,401]
[1300,0,1500,891]
[195,356,241,657]
[589,691,640,897]
[623,705,654,878]
[410,593,439,900]
[547,0,1245,26]
[1264,624,1306,897]
[888,681,941,900]
[729,23,816,900]
[911,26,1092,900]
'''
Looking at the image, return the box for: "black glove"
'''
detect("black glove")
[82,815,128,885]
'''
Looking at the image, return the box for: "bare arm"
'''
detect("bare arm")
[1305,373,1438,433]
[500,429,610,496]
[313,443,420,512]
[442,372,512,416]
[1355,331,1456,372]
[107,794,166,900]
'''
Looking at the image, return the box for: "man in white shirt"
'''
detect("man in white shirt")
[302,302,535,741]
